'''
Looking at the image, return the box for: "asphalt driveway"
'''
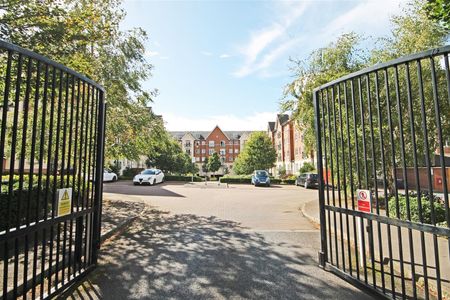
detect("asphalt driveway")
[66,181,374,300]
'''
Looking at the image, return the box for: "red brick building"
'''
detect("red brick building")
[267,114,314,175]
[170,126,253,175]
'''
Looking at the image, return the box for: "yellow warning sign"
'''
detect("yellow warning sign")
[57,188,72,217]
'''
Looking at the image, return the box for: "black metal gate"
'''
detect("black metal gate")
[314,46,450,299]
[0,40,106,299]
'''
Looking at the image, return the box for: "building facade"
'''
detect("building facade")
[170,126,253,176]
[267,114,314,176]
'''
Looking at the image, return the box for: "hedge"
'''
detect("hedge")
[388,192,447,226]
[0,174,87,231]
[165,175,203,182]
[219,175,295,185]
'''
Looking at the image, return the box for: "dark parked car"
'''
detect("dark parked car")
[251,170,270,187]
[296,173,319,189]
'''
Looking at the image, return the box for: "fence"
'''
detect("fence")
[314,46,450,299]
[0,40,106,299]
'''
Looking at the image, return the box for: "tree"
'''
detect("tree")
[202,157,209,174]
[233,132,276,175]
[281,32,367,157]
[0,0,157,162]
[282,0,449,195]
[207,152,222,175]
[425,0,450,29]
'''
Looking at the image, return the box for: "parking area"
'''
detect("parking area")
[67,181,374,299]
[103,181,318,231]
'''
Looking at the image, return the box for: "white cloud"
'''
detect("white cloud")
[145,50,159,57]
[201,51,213,56]
[163,112,277,131]
[322,0,403,37]
[219,54,231,59]
[234,1,310,77]
[233,0,404,78]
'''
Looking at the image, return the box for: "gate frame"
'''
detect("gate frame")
[0,39,106,299]
[313,45,450,299]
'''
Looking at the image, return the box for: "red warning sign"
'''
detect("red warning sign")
[357,189,372,213]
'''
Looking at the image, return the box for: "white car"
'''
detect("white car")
[133,169,164,186]
[103,169,118,182]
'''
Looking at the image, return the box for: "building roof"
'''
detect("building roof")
[170,129,254,141]
[268,122,275,132]
[277,114,290,126]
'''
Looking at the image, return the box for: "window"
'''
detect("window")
[229,157,233,162]
[209,141,215,147]
[201,157,205,162]
[219,149,226,155]
[229,149,233,154]
[195,157,200,162]
[202,141,206,145]
[185,142,191,147]
[186,149,191,155]
[220,140,226,147]
[234,149,239,154]
[195,149,200,154]
[220,157,226,163]
[209,149,214,155]
[201,149,206,154]
[195,141,199,146]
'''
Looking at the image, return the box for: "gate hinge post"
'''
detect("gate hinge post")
[318,251,326,268]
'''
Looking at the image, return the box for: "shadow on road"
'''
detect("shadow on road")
[66,210,372,299]
[103,181,185,197]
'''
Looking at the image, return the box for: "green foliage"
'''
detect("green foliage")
[121,167,144,179]
[299,162,315,174]
[207,152,222,174]
[277,166,287,177]
[233,132,276,175]
[202,157,209,173]
[388,192,447,225]
[146,129,194,175]
[0,0,157,161]
[0,174,87,231]
[164,175,203,182]
[219,175,295,185]
[108,161,121,175]
[219,175,252,184]
[425,0,450,29]
[282,1,450,195]
[281,32,367,156]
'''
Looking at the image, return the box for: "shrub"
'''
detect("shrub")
[299,162,315,174]
[281,179,296,185]
[165,175,203,182]
[108,162,121,175]
[121,167,144,179]
[220,175,252,184]
[218,175,295,185]
[0,174,85,231]
[388,192,446,225]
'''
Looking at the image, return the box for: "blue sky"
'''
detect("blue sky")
[121,0,406,131]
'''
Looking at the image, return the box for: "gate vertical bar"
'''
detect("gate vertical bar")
[92,90,105,265]
[314,89,327,267]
